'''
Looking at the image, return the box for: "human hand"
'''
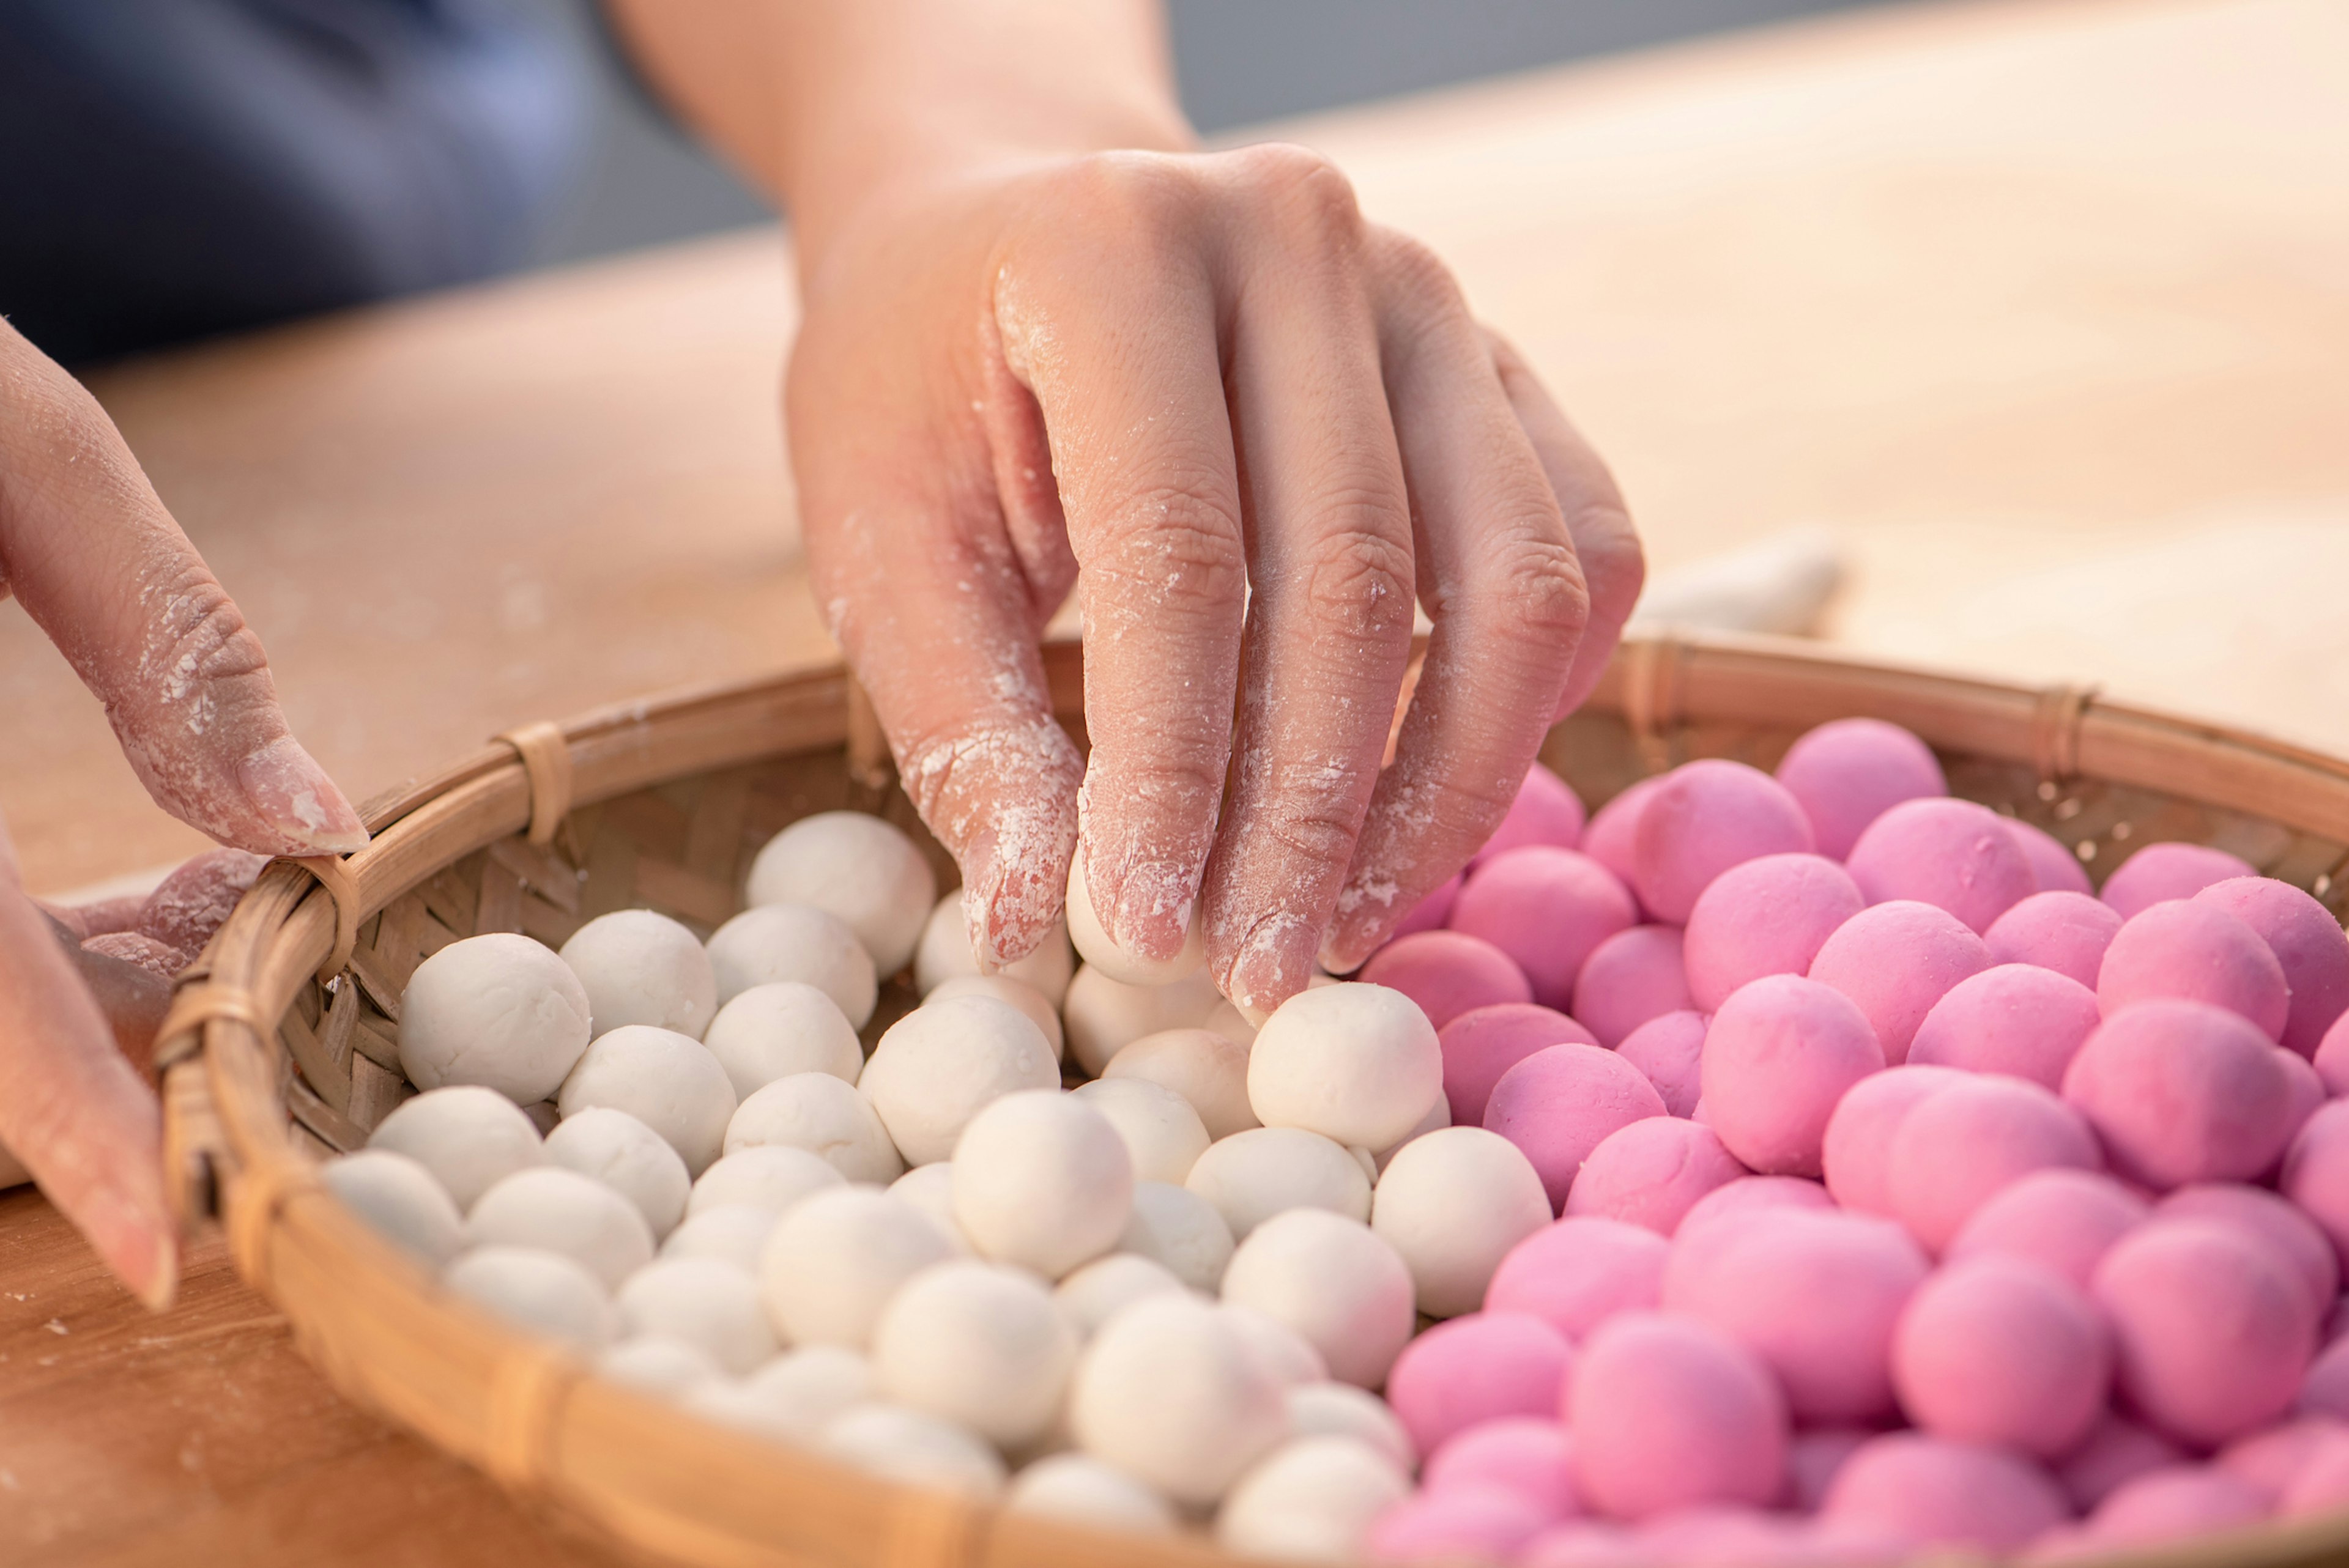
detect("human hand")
[0,319,367,1306]
[790,148,1642,1014]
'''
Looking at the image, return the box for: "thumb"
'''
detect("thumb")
[0,323,366,856]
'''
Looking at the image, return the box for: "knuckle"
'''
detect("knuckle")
[1083,474,1248,618]
[1488,531,1592,647]
[1252,789,1367,878]
[1231,142,1362,243]
[1297,519,1416,638]
[147,575,269,696]
[1370,227,1463,311]
[1567,500,1646,623]
[1046,152,1197,249]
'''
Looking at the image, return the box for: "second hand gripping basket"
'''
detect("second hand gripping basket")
[155,632,2349,1568]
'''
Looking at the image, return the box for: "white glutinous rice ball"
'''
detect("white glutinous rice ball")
[723,1071,901,1183]
[1374,1093,1452,1175]
[445,1245,617,1351]
[598,1334,725,1398]
[1066,846,1207,986]
[705,903,878,1024]
[748,811,938,975]
[1006,1452,1179,1533]
[742,1344,874,1437]
[1286,1383,1415,1473]
[1217,1435,1411,1562]
[1069,1293,1290,1506]
[872,1259,1079,1448]
[398,933,592,1103]
[925,974,1064,1060]
[659,1204,774,1273]
[914,891,1076,1005]
[700,981,863,1101]
[1220,1209,1416,1389]
[860,996,1058,1166]
[615,1256,778,1375]
[1205,999,1260,1048]
[684,1380,806,1446]
[1104,1027,1260,1140]
[820,1403,1007,1498]
[367,1084,546,1211]
[1224,1303,1330,1387]
[1370,1126,1551,1319]
[1072,1076,1211,1185]
[557,1024,737,1177]
[888,1163,973,1250]
[557,909,717,1039]
[757,1186,957,1347]
[1056,1252,1189,1339]
[1064,964,1224,1076]
[1186,1128,1373,1242]
[542,1106,691,1239]
[1248,982,1442,1151]
[689,1144,845,1219]
[1121,1182,1238,1292]
[323,1150,465,1266]
[951,1090,1135,1279]
[467,1166,655,1290]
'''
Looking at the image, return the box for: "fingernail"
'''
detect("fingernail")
[238,736,369,855]
[1225,908,1314,1018]
[136,1231,179,1314]
[1110,862,1200,967]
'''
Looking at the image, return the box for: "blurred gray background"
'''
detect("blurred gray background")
[535,0,1877,266]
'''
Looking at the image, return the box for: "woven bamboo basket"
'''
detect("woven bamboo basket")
[155,631,2349,1568]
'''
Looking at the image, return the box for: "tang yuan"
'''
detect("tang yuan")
[746,810,936,975]
[558,1024,737,1176]
[542,1106,691,1238]
[324,1150,464,1265]
[1569,925,1691,1050]
[399,933,591,1103]
[1386,1312,1573,1457]
[1773,717,1946,860]
[1067,1293,1288,1507]
[1357,931,1532,1030]
[1447,848,1635,1013]
[368,1085,546,1211]
[1249,982,1444,1152]
[557,909,716,1039]
[1680,853,1863,1014]
[704,903,877,1024]
[699,982,863,1101]
[1845,798,2035,934]
[1220,1210,1417,1388]
[1628,759,1814,925]
[723,1071,902,1185]
[1436,1004,1595,1128]
[1984,891,2123,988]
[1808,900,1989,1064]
[912,892,1075,1004]
[1104,1027,1258,1139]
[2101,841,2257,919]
[1484,1043,1666,1210]
[1475,761,1587,863]
[1062,964,1222,1075]
[859,994,1058,1165]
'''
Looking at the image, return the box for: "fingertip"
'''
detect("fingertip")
[235,736,369,856]
[76,1177,178,1313]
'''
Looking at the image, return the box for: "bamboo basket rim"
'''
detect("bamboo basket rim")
[154,630,2349,1568]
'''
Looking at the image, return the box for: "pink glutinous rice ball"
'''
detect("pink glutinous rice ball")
[1682,854,1865,1014]
[1365,1487,1549,1565]
[2009,818,2095,897]
[1438,1003,1598,1127]
[1384,1311,1575,1459]
[1630,760,1816,926]
[2217,1416,2349,1500]
[1772,717,1946,862]
[1890,1255,2111,1458]
[2093,1217,2320,1448]
[1391,872,1463,941]
[2060,1413,2186,1512]
[1885,1074,2103,1254]
[2157,1183,2338,1321]
[2282,1435,2349,1519]
[1820,1064,1965,1216]
[2195,876,2349,1058]
[1906,964,2101,1090]
[2083,1466,2271,1548]
[1846,797,2036,935]
[2302,1337,2349,1423]
[1485,1043,1668,1210]
[1943,1167,2150,1291]
[2101,841,2258,920]
[1663,1208,1928,1425]
[1565,1118,1746,1237]
[1449,848,1637,1014]
[1985,891,2124,989]
[1517,1522,1649,1568]
[1787,1429,1874,1512]
[1486,1216,1668,1342]
[2062,999,2300,1189]
[1568,1312,1791,1522]
[1581,777,1664,909]
[2314,1011,2349,1096]
[1634,1507,1810,1567]
[1475,761,1587,865]
[1699,975,1883,1177]
[1572,926,1691,1049]
[2281,1100,2349,1274]
[1676,1175,1836,1239]
[2279,1048,2325,1149]
[1615,1010,1707,1119]
[2097,898,2290,1043]
[1808,900,1988,1065]
[1424,1418,1579,1525]
[1820,1433,2069,1553]
[1359,930,1532,1030]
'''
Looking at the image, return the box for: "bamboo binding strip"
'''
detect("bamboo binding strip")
[159,632,2349,1568]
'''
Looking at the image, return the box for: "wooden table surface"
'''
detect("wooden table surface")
[2,0,2344,1561]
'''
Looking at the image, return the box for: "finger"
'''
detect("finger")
[1483,328,1644,716]
[1197,147,1419,1014]
[995,165,1247,968]
[1321,234,1589,971]
[135,848,270,963]
[0,823,175,1309]
[791,373,1081,972]
[0,323,366,856]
